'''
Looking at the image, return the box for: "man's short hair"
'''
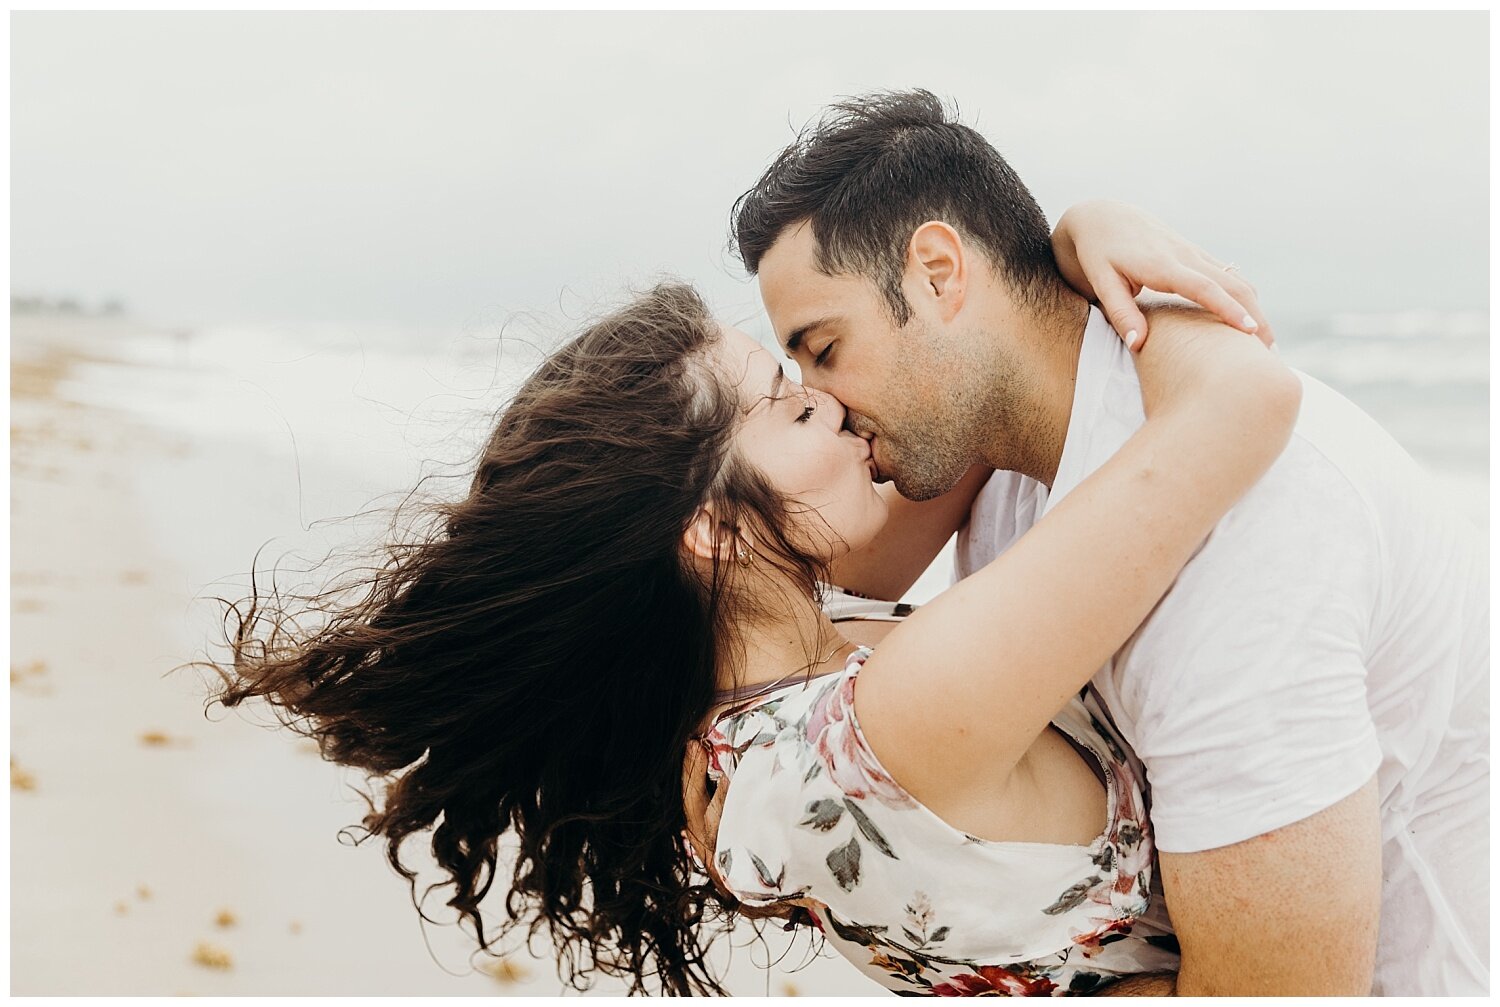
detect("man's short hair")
[731,89,1066,324]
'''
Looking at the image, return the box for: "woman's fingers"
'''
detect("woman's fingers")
[681,743,713,855]
[1185,250,1274,347]
[1216,270,1275,347]
[1164,267,1274,346]
[1089,266,1151,352]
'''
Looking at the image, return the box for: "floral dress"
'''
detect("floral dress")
[701,594,1179,996]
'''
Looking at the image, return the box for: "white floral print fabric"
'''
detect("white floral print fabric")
[704,645,1180,996]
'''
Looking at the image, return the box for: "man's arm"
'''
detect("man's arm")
[1073,403,1390,995]
[1097,777,1382,997]
[1158,776,1382,996]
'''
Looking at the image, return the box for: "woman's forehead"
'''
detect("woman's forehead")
[716,324,782,402]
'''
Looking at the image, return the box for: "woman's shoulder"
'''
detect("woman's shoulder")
[707,646,1169,951]
[704,648,864,780]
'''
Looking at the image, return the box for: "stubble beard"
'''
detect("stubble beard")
[873,370,990,503]
[878,422,974,502]
[876,323,1021,501]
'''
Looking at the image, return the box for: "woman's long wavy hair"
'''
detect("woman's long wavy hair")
[209,283,831,994]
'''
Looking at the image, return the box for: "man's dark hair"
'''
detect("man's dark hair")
[731,89,1067,324]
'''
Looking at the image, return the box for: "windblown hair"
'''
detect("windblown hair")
[209,282,829,994]
[731,88,1068,324]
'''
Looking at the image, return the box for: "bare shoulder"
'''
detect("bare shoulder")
[1139,300,1261,350]
[1139,298,1226,330]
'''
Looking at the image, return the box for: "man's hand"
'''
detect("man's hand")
[1159,776,1382,996]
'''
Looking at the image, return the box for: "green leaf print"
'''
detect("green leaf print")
[1042,876,1101,916]
[749,851,784,889]
[799,798,844,832]
[827,835,862,891]
[843,799,898,859]
[1091,844,1115,872]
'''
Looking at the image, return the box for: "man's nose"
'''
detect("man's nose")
[836,406,874,440]
[809,385,847,430]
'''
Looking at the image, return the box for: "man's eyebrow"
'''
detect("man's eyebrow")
[784,317,834,355]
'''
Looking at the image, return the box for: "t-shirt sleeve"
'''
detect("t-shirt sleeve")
[1109,438,1385,853]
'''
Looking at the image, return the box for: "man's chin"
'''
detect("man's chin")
[885,458,967,502]
[889,473,945,502]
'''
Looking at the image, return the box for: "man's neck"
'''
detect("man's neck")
[980,293,1090,488]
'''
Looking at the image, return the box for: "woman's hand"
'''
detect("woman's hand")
[681,741,727,882]
[1052,199,1274,351]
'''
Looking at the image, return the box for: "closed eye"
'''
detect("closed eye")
[813,343,833,367]
[794,402,816,424]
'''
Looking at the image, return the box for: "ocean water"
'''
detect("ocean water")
[1276,309,1488,533]
[56,306,1488,596]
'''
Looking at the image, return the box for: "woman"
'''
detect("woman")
[208,203,1295,995]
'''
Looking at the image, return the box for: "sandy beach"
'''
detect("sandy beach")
[8,313,871,996]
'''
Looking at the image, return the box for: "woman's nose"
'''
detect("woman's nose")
[809,385,846,428]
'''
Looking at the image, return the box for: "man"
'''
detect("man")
[730,90,1488,995]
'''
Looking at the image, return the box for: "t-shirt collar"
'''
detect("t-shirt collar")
[1045,306,1122,513]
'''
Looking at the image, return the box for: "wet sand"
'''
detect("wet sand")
[9,313,870,996]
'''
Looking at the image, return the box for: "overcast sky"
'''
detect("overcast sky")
[11,12,1489,332]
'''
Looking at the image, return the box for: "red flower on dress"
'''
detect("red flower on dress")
[697,730,742,792]
[1071,915,1135,956]
[930,965,1059,997]
[803,664,915,810]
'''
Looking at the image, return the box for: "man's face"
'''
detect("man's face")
[756,221,980,501]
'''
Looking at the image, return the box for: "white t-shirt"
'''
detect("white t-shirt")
[955,308,1488,996]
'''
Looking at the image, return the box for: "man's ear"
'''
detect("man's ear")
[682,507,736,564]
[905,221,968,323]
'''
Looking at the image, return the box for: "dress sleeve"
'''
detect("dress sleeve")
[1105,439,1385,853]
[702,680,839,908]
[706,662,920,908]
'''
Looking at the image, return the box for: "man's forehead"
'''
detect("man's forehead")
[758,224,848,343]
[761,219,819,268]
[758,222,825,300]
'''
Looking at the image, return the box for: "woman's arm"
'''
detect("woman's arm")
[1053,199,1274,349]
[825,464,990,601]
[825,202,1274,602]
[855,311,1301,794]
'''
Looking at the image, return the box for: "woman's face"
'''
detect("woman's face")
[710,325,889,560]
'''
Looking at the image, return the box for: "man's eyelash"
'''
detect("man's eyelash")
[814,344,833,366]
